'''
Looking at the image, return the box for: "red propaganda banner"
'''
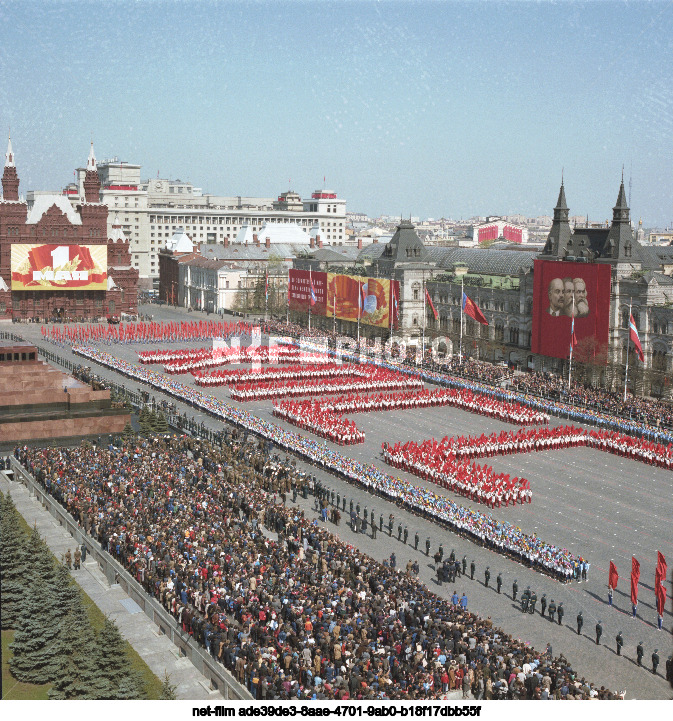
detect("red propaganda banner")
[608,560,619,589]
[11,243,107,291]
[326,274,395,328]
[630,556,640,607]
[288,269,327,314]
[531,260,611,361]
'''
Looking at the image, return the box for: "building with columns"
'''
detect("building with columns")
[0,139,138,321]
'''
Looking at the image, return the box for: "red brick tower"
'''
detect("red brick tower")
[77,143,107,243]
[0,135,27,318]
[1,134,19,201]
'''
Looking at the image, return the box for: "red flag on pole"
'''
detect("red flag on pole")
[425,288,438,321]
[655,578,666,616]
[608,560,619,590]
[629,314,644,362]
[655,551,667,616]
[630,556,640,607]
[656,550,667,577]
[462,292,489,325]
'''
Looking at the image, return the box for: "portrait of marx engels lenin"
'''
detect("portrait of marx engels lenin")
[547,276,590,318]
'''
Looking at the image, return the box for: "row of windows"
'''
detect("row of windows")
[148,214,339,225]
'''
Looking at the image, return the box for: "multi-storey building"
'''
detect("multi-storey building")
[63,160,346,288]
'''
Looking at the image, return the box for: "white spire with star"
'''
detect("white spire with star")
[87,141,96,171]
[5,132,15,168]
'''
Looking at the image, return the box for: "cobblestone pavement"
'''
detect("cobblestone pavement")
[8,312,673,700]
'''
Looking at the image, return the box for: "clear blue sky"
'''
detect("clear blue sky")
[1,1,672,225]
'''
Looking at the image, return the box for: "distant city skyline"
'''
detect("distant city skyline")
[1,1,672,226]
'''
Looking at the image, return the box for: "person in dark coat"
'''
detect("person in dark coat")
[576,610,583,635]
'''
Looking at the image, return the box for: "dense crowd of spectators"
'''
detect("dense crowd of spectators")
[403,356,673,433]
[72,344,585,580]
[14,436,619,701]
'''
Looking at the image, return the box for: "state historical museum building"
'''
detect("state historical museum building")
[0,139,138,321]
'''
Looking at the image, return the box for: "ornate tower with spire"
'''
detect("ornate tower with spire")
[78,142,107,242]
[599,175,640,278]
[83,142,100,203]
[541,177,572,258]
[2,134,20,201]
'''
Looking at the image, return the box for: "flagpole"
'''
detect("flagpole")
[388,280,392,340]
[264,271,268,323]
[568,294,575,391]
[624,297,632,402]
[357,277,361,349]
[421,271,426,367]
[333,289,336,338]
[459,276,464,364]
[308,269,312,333]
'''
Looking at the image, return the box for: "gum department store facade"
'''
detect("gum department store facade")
[304,179,673,398]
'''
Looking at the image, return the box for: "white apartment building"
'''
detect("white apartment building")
[64,159,346,287]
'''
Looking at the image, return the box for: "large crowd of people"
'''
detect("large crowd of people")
[72,344,585,580]
[140,345,321,374]
[382,441,531,509]
[425,358,673,440]
[270,386,548,449]
[273,401,365,446]
[13,436,619,700]
[426,425,589,462]
[43,319,257,345]
[229,369,422,402]
[194,363,369,387]
[42,314,673,440]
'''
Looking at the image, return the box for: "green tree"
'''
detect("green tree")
[122,421,134,441]
[155,411,169,434]
[0,492,31,629]
[48,603,100,699]
[51,563,86,620]
[10,577,65,684]
[147,410,159,433]
[24,524,58,589]
[251,275,266,313]
[93,617,146,699]
[159,671,178,700]
[138,407,153,436]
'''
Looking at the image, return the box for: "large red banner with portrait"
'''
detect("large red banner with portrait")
[531,260,611,361]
